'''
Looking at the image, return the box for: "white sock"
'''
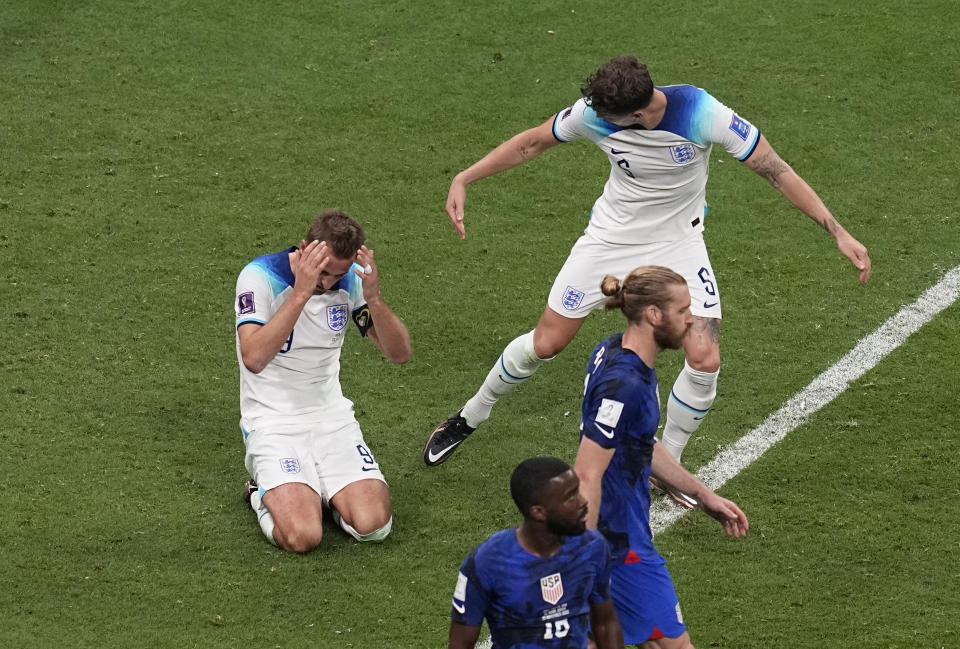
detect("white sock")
[661,360,719,462]
[462,331,548,428]
[250,487,277,546]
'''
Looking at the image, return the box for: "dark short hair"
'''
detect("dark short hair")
[306,209,365,259]
[581,55,654,117]
[510,457,572,516]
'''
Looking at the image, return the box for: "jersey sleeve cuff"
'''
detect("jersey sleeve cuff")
[737,128,761,161]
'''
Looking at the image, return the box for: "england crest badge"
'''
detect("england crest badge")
[540,573,563,605]
[279,458,301,474]
[670,143,697,164]
[561,286,585,311]
[327,304,348,331]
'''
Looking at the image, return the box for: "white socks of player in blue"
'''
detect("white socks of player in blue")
[661,360,719,462]
[461,330,549,429]
[249,488,277,546]
[331,510,393,543]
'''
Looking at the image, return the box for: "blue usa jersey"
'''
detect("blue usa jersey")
[452,529,613,649]
[580,333,662,565]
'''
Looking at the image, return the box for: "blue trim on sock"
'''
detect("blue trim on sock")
[499,356,530,383]
[669,390,710,414]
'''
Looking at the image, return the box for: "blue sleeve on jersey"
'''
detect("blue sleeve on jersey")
[452,552,488,627]
[588,532,614,604]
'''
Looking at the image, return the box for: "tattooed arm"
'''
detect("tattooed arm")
[744,135,871,283]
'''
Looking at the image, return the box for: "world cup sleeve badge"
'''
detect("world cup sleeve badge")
[238,291,255,315]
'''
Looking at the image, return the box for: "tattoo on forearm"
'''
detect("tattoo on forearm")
[818,216,839,235]
[753,151,790,188]
[690,316,722,345]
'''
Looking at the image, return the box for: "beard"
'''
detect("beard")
[653,323,686,350]
[545,510,587,537]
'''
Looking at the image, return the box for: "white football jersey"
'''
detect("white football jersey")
[552,85,760,244]
[234,248,370,428]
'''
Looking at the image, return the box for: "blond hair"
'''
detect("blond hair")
[601,266,687,323]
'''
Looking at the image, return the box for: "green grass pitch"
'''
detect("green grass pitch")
[2,1,958,647]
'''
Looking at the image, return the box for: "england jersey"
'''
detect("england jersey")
[552,85,760,244]
[234,248,371,428]
[452,528,613,649]
[580,333,662,566]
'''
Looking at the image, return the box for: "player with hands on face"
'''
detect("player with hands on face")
[234,209,410,553]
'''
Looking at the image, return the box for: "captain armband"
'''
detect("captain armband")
[352,305,374,337]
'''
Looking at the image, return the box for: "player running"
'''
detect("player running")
[424,55,870,473]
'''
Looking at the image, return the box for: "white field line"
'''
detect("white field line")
[650,264,960,533]
[477,266,960,649]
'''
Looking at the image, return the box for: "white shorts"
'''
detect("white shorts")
[241,418,386,503]
[547,230,722,319]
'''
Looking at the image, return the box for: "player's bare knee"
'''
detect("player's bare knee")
[687,354,720,373]
[349,505,392,536]
[277,522,323,553]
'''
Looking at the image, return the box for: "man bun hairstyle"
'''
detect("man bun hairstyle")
[510,457,572,517]
[602,266,687,323]
[582,55,654,117]
[306,209,366,259]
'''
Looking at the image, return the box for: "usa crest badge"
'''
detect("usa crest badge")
[670,143,696,164]
[561,286,585,311]
[279,458,301,474]
[327,304,348,331]
[540,573,563,605]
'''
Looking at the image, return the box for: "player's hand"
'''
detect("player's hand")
[699,492,749,538]
[837,233,871,283]
[446,175,467,240]
[292,239,330,299]
[354,245,381,303]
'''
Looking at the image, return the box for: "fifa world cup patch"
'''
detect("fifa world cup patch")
[729,114,750,140]
[238,291,255,315]
[670,143,697,164]
[540,573,563,605]
[561,286,585,310]
[327,304,348,331]
[596,398,625,427]
[279,458,301,474]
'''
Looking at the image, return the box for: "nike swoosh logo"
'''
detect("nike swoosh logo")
[427,445,455,464]
[361,466,379,471]
[610,148,628,155]
[703,301,718,308]
[452,600,466,614]
[594,422,615,439]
